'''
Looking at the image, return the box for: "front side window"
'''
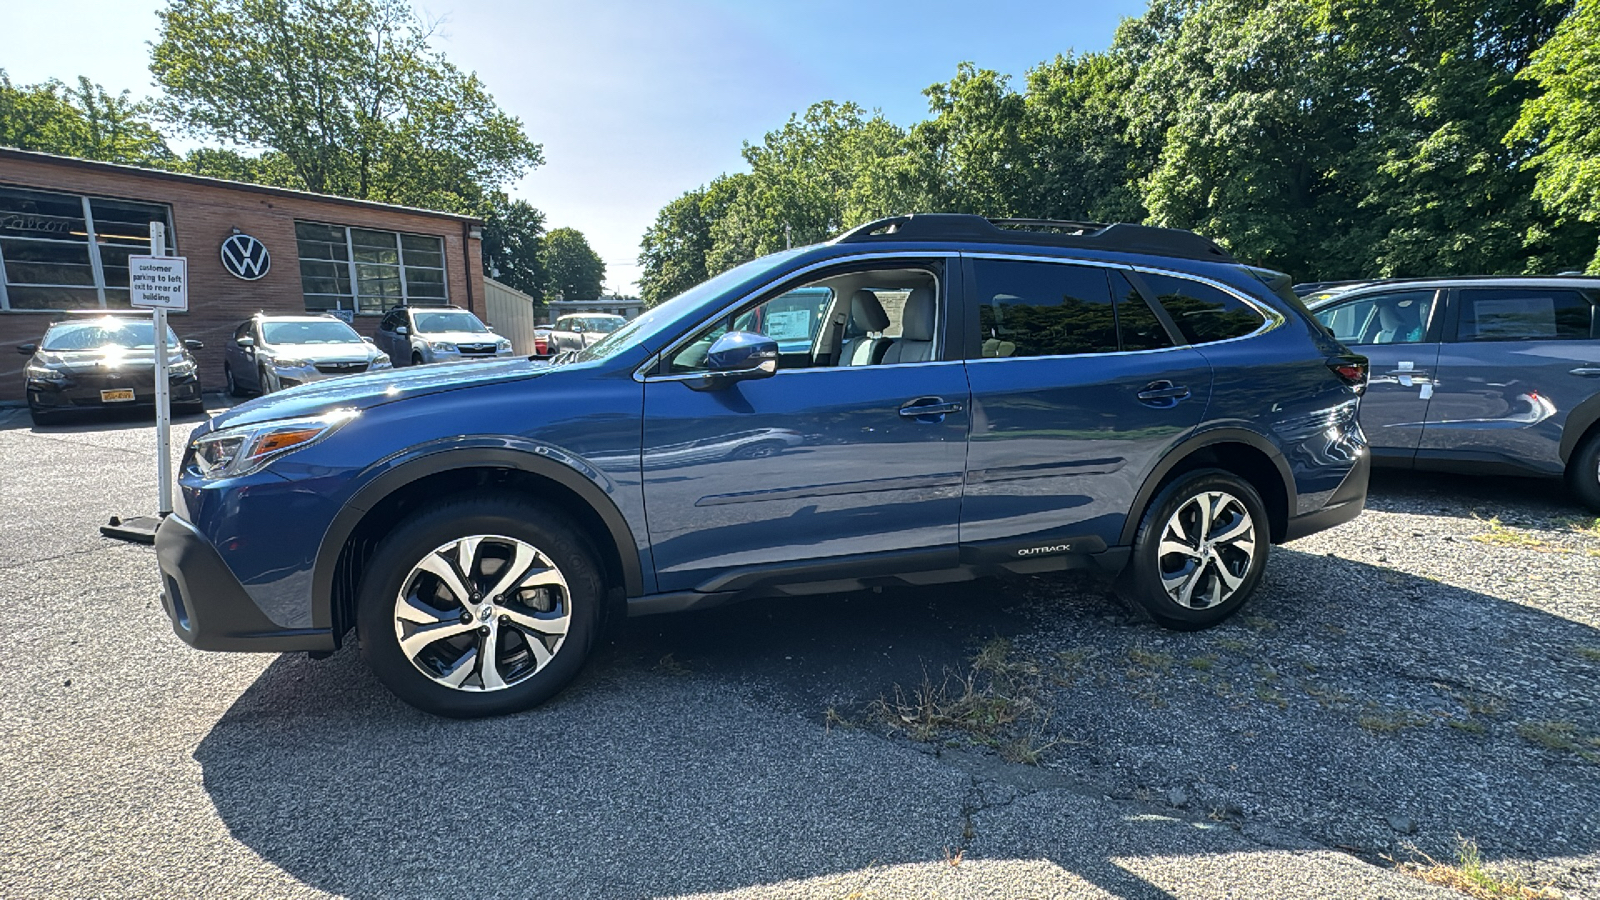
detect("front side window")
[666,266,936,374]
[0,186,173,310]
[295,221,447,315]
[1456,288,1592,342]
[1314,290,1435,345]
[1141,272,1265,344]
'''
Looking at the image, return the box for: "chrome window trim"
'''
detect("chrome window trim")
[636,250,957,383]
[644,358,969,385]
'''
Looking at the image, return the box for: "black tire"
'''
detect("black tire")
[1117,468,1270,631]
[1568,428,1600,513]
[357,494,603,718]
[225,365,246,398]
[411,352,425,367]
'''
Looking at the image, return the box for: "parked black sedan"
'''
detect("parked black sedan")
[19,312,205,426]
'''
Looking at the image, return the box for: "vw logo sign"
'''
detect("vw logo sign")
[220,233,271,281]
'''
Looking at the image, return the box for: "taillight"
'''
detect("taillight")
[1327,355,1369,394]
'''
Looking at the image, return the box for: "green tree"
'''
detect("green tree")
[481,195,546,299]
[150,0,542,212]
[542,227,605,303]
[0,71,174,165]
[1509,0,1600,271]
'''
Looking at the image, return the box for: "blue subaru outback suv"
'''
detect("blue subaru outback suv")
[156,215,1371,717]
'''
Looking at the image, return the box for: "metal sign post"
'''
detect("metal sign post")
[102,223,190,544]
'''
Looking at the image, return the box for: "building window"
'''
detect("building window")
[0,185,173,311]
[295,221,447,314]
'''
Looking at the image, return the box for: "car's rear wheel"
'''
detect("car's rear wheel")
[1568,428,1600,513]
[1118,469,1269,631]
[357,495,602,717]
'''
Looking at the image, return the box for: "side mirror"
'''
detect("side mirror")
[395,326,409,336]
[17,343,37,355]
[185,339,204,351]
[236,336,255,348]
[688,331,779,392]
[362,336,375,344]
[572,324,585,334]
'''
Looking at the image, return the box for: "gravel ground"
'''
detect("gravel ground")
[1,402,1594,898]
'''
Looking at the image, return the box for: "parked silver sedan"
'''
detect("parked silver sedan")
[224,314,393,396]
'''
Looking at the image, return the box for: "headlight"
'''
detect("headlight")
[430,341,458,352]
[496,339,512,351]
[369,354,392,369]
[184,410,358,480]
[25,363,66,383]
[270,357,310,369]
[168,359,197,378]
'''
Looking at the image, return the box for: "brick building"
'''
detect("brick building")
[0,148,483,403]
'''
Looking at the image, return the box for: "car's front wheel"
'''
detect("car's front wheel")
[1118,468,1269,631]
[224,365,245,398]
[357,495,602,717]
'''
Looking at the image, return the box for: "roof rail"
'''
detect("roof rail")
[832,213,1235,264]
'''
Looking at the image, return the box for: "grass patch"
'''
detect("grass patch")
[1186,654,1217,672]
[1255,685,1288,709]
[1560,516,1600,539]
[1358,706,1431,734]
[1305,684,1354,709]
[1216,636,1255,652]
[1469,517,1552,552]
[1572,646,1600,663]
[1125,646,1173,679]
[868,637,1067,763]
[1396,837,1562,899]
[1447,718,1489,735]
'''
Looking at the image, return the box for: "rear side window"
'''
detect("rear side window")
[1456,288,1592,341]
[1140,272,1265,344]
[974,259,1119,357]
[1111,270,1174,352]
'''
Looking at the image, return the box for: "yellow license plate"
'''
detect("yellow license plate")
[100,389,136,402]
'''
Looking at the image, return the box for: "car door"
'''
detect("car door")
[640,257,969,593]
[1311,288,1442,463]
[375,309,399,363]
[1419,285,1600,474]
[225,320,255,390]
[959,257,1213,556]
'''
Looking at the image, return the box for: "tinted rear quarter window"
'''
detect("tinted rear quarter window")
[974,259,1119,358]
[1456,288,1593,341]
[1141,272,1265,344]
[1111,270,1174,352]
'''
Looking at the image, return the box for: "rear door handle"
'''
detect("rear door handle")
[899,397,964,419]
[1571,367,1600,377]
[1136,381,1192,404]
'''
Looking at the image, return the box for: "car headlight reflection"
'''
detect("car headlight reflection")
[25,363,66,383]
[430,341,458,352]
[185,409,358,480]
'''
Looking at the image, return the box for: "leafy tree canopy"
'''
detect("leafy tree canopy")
[0,71,174,166]
[542,227,605,303]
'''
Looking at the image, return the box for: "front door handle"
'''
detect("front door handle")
[1571,367,1600,377]
[1136,381,1192,405]
[899,397,964,419]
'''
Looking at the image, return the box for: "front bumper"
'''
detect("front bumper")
[154,514,334,652]
[29,374,202,410]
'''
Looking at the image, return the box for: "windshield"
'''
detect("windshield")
[41,319,179,351]
[574,250,806,364]
[262,320,361,345]
[413,311,489,334]
[581,316,624,333]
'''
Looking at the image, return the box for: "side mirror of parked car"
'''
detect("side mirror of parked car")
[236,336,255,348]
[395,326,408,336]
[572,323,585,334]
[17,343,36,355]
[688,331,779,392]
[185,339,204,351]
[362,336,376,344]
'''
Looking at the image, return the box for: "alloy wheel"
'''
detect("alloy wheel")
[393,534,572,692]
[1156,490,1257,610]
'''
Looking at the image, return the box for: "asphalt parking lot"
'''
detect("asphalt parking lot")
[2,403,1597,899]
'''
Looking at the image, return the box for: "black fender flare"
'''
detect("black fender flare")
[310,447,645,631]
[1560,392,1600,465]
[1116,427,1298,547]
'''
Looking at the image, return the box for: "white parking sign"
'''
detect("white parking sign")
[128,255,189,311]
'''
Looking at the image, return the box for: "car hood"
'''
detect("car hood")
[265,342,381,362]
[416,330,501,344]
[207,358,548,431]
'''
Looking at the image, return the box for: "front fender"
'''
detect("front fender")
[308,440,646,633]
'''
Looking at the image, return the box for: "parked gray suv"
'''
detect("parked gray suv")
[1307,276,1600,510]
[374,305,515,366]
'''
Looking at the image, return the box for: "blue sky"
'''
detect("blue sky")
[5,1,1149,292]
